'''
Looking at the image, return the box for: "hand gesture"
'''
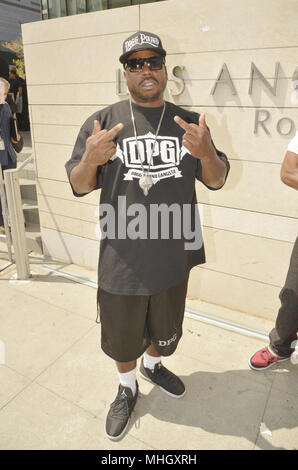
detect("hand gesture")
[84,120,123,166]
[174,113,215,160]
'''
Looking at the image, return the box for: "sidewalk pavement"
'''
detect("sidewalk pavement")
[0,249,297,450]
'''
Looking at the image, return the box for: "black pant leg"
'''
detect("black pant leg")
[269,237,298,357]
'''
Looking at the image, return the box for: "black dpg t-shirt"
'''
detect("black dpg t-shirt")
[65,100,229,295]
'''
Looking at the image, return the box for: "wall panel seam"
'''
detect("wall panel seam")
[34,124,80,127]
[37,194,98,205]
[41,225,99,242]
[28,103,298,109]
[23,40,298,50]
[202,226,296,240]
[168,46,298,54]
[28,82,116,86]
[202,225,296,241]
[39,209,98,224]
[35,141,73,147]
[22,29,140,46]
[198,203,298,219]
[36,198,298,221]
[198,266,283,288]
[26,77,294,85]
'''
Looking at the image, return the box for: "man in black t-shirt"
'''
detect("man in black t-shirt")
[65,31,229,441]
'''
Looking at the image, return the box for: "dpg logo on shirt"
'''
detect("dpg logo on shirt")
[111,132,189,184]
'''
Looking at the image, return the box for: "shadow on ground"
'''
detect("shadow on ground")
[126,366,297,450]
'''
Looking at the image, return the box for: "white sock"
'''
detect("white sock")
[143,351,161,371]
[118,368,137,396]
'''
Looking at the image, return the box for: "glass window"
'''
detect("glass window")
[76,0,87,13]
[108,0,131,8]
[41,0,49,18]
[87,0,107,11]
[66,0,86,15]
[66,0,76,15]
[48,0,67,18]
[131,0,164,4]
[60,0,67,15]
[42,0,165,19]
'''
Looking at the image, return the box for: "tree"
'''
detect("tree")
[1,35,25,78]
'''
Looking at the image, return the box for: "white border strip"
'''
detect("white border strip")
[40,264,97,288]
[39,264,269,342]
[185,309,269,342]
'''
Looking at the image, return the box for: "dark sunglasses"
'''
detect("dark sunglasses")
[124,56,165,72]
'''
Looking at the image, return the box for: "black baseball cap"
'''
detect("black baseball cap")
[119,31,167,64]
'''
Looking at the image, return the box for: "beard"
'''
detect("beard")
[130,88,164,103]
[126,75,168,104]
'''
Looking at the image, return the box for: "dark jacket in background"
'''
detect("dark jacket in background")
[0,101,17,165]
[0,57,9,80]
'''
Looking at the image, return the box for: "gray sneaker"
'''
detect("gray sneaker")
[105,382,138,441]
[140,358,186,398]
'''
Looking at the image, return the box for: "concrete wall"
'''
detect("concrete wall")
[22,0,298,321]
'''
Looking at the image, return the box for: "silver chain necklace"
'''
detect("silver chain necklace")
[129,98,166,196]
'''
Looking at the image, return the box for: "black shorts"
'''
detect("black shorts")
[97,276,189,362]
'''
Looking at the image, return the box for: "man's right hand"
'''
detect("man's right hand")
[83,120,124,167]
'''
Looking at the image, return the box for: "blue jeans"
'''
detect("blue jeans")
[0,158,17,226]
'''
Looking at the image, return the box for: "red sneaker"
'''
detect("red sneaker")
[249,346,289,371]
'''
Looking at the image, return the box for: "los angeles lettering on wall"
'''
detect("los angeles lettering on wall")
[116,63,298,136]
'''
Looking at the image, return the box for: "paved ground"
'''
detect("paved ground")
[0,248,297,450]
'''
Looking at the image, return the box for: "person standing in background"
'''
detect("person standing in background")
[0,77,20,233]
[8,67,29,131]
[249,131,298,370]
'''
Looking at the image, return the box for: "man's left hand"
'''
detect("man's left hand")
[174,113,216,160]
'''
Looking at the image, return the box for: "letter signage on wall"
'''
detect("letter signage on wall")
[116,62,297,136]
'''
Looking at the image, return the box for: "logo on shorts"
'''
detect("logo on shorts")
[158,333,177,347]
